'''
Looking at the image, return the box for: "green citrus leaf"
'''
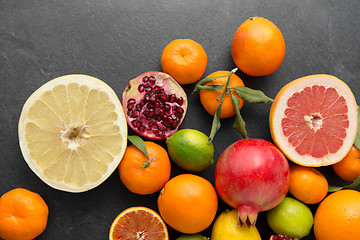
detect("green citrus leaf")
[353,105,360,149]
[208,102,222,144]
[231,92,248,138]
[196,84,224,91]
[328,176,360,192]
[231,86,273,103]
[127,135,150,168]
[192,75,227,93]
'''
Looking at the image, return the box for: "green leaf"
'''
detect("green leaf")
[127,135,150,168]
[231,86,273,103]
[208,102,222,144]
[328,176,360,192]
[231,92,248,138]
[353,105,360,149]
[192,75,228,93]
[196,84,224,91]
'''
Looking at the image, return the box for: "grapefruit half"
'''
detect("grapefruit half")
[269,74,358,166]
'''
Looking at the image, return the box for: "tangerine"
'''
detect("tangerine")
[232,16,285,76]
[314,189,360,240]
[0,188,49,240]
[161,39,207,85]
[199,71,244,118]
[157,174,218,234]
[332,145,360,182]
[289,164,328,204]
[118,141,171,195]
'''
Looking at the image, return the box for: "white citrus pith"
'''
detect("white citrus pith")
[270,74,357,167]
[18,74,127,192]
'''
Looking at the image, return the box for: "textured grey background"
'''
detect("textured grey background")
[1,0,360,239]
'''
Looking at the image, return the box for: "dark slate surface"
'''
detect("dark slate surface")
[1,1,360,239]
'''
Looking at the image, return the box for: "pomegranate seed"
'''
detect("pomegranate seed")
[135,104,142,111]
[170,121,177,130]
[149,121,158,129]
[159,93,168,102]
[164,104,171,113]
[175,112,182,119]
[131,120,142,128]
[142,76,150,83]
[176,107,184,114]
[145,85,153,93]
[154,108,162,115]
[154,101,163,108]
[127,99,136,105]
[154,86,164,93]
[127,103,135,110]
[144,93,152,101]
[148,109,155,118]
[162,115,169,122]
[149,94,157,103]
[138,126,146,132]
[176,97,184,105]
[168,94,176,103]
[138,84,145,93]
[149,78,156,86]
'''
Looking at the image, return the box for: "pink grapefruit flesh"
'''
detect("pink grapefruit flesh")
[270,74,358,167]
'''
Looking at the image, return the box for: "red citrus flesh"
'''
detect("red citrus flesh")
[283,85,348,158]
[110,207,168,240]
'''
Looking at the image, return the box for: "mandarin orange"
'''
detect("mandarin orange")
[157,174,218,234]
[332,145,360,182]
[232,17,285,76]
[0,188,49,240]
[118,141,171,195]
[289,164,328,204]
[199,71,244,118]
[161,39,207,85]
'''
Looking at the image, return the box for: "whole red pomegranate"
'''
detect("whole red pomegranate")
[215,138,290,226]
[122,71,187,140]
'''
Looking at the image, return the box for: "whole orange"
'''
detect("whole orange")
[161,39,207,85]
[0,188,49,240]
[289,164,328,204]
[314,189,360,240]
[332,145,360,182]
[157,174,218,234]
[118,141,171,195]
[232,16,285,76]
[199,71,244,118]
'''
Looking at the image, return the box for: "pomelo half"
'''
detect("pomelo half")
[269,74,358,167]
[18,74,128,192]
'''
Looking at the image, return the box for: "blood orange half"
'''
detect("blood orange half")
[269,74,358,167]
[109,206,169,240]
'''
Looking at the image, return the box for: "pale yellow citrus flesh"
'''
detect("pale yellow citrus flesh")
[18,74,127,192]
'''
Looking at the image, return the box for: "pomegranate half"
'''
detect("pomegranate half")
[215,138,290,226]
[122,71,188,140]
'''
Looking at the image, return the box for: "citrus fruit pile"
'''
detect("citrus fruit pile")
[2,14,359,240]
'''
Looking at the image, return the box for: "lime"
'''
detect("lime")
[176,234,209,240]
[166,129,214,172]
[211,209,261,240]
[266,197,313,238]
